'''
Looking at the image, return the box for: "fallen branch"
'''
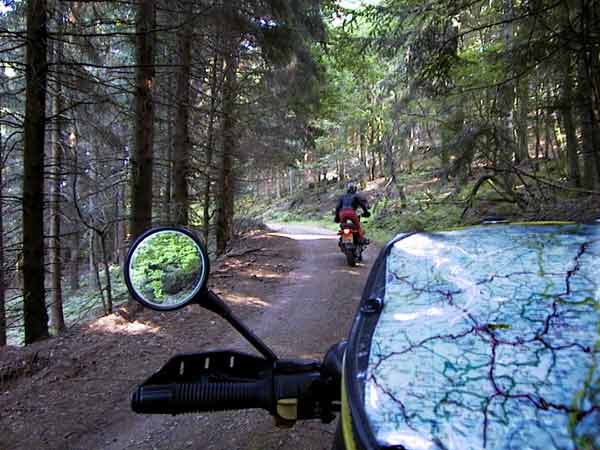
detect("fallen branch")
[460,174,505,221]
[212,273,234,278]
[225,247,265,258]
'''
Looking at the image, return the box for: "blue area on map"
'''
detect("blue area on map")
[364,224,600,450]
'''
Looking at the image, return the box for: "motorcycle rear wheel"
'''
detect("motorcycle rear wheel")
[346,249,356,267]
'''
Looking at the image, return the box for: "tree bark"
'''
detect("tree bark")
[90,233,106,313]
[50,26,65,333]
[216,35,239,255]
[203,49,220,244]
[496,0,516,192]
[88,230,97,290]
[561,55,581,187]
[164,73,173,224]
[172,0,193,226]
[129,0,156,311]
[408,122,415,173]
[113,192,121,265]
[70,230,80,291]
[130,0,156,240]
[440,101,451,171]
[359,130,368,179]
[579,56,598,190]
[99,234,113,314]
[383,133,396,184]
[119,182,127,265]
[515,77,529,164]
[23,0,49,344]
[0,129,5,346]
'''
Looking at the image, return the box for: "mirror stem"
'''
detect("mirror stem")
[204,290,277,362]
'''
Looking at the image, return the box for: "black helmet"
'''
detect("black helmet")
[347,182,357,194]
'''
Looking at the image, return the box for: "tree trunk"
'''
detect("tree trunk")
[203,49,220,244]
[440,102,451,171]
[496,0,516,192]
[70,230,80,291]
[515,76,529,164]
[172,1,193,226]
[408,122,415,173]
[23,0,49,344]
[359,130,368,179]
[130,0,155,240]
[0,133,5,346]
[274,168,281,198]
[216,35,239,255]
[50,31,65,334]
[534,103,541,167]
[164,73,173,224]
[90,233,106,314]
[119,182,127,265]
[370,140,377,181]
[88,230,97,290]
[99,234,113,314]
[513,4,532,165]
[383,133,396,184]
[113,191,121,265]
[579,57,598,190]
[129,0,155,311]
[366,124,375,182]
[561,56,581,187]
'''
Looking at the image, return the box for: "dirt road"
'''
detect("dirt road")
[1,223,378,450]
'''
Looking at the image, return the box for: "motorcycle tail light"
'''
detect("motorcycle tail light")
[343,228,352,235]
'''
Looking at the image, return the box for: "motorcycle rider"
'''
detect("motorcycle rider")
[334,182,371,244]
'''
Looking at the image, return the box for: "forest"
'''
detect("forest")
[0,0,599,348]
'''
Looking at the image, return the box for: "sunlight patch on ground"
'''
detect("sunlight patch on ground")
[222,293,270,308]
[333,268,364,276]
[87,314,160,335]
[255,271,286,279]
[267,231,337,241]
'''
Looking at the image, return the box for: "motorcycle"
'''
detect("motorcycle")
[338,213,368,267]
[124,223,600,450]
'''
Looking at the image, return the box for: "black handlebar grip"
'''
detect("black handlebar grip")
[132,381,273,415]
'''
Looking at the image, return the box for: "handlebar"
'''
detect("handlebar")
[132,380,273,414]
[131,370,338,422]
[130,349,344,422]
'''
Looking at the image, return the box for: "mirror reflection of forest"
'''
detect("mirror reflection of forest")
[129,230,203,306]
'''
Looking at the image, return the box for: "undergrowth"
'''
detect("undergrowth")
[6,265,128,346]
[249,165,600,244]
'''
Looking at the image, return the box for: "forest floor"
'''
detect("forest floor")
[0,223,376,450]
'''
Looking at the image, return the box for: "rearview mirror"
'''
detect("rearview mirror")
[124,227,210,311]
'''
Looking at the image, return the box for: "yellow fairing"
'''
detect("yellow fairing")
[341,362,358,450]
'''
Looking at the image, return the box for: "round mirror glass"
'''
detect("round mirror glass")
[125,228,209,310]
